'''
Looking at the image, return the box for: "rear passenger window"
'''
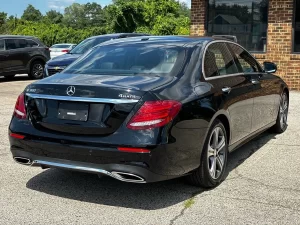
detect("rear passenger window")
[0,40,4,51]
[18,39,27,48]
[204,43,238,78]
[5,39,18,50]
[26,39,39,47]
[228,43,261,73]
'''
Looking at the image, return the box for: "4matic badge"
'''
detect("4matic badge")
[118,94,140,99]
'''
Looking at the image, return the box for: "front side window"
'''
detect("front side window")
[294,0,300,52]
[228,43,261,73]
[204,42,238,78]
[0,40,4,51]
[63,45,184,76]
[207,0,268,52]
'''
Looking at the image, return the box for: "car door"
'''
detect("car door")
[227,43,277,132]
[203,42,254,145]
[0,39,9,75]
[5,39,29,73]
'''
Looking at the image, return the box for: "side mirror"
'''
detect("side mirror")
[263,62,277,73]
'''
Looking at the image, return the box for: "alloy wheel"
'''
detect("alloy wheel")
[32,64,44,78]
[279,93,288,129]
[207,126,226,180]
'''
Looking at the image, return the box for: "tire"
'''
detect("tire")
[29,61,44,79]
[187,119,228,188]
[272,91,289,134]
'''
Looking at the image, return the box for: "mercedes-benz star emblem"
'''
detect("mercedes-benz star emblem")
[66,86,76,96]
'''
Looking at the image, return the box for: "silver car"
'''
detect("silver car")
[49,43,76,58]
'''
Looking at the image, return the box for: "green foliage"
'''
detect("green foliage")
[11,20,106,46]
[44,10,63,24]
[63,2,105,29]
[152,14,190,35]
[21,4,42,21]
[0,0,191,45]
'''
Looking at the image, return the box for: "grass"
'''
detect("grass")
[184,197,196,209]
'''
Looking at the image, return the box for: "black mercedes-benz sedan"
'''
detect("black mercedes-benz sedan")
[9,36,289,187]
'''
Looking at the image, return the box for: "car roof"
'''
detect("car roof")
[0,35,37,39]
[86,33,149,40]
[97,35,221,47]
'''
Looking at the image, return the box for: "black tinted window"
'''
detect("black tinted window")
[18,39,27,48]
[5,39,18,50]
[0,40,4,51]
[63,45,184,76]
[229,43,261,73]
[204,43,238,78]
[207,0,268,52]
[26,39,39,47]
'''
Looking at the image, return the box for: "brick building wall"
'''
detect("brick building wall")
[191,0,300,90]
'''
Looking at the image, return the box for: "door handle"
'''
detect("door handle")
[251,79,260,85]
[222,87,232,93]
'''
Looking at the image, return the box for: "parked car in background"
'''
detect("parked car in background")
[0,35,50,79]
[9,36,289,187]
[49,43,76,58]
[44,33,149,78]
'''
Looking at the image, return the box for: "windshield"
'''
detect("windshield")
[69,37,111,54]
[62,44,185,76]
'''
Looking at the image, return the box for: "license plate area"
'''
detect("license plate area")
[58,102,89,121]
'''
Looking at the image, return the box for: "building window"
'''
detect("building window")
[207,0,268,52]
[294,0,300,52]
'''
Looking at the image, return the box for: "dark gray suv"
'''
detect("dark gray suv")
[0,35,50,79]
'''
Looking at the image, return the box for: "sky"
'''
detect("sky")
[0,0,191,17]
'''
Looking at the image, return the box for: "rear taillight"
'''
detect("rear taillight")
[62,49,69,53]
[45,47,50,51]
[118,147,150,153]
[127,100,181,130]
[14,93,27,119]
[10,133,25,139]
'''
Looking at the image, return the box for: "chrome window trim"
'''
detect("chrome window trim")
[202,40,263,81]
[26,93,139,104]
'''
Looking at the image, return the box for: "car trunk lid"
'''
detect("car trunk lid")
[25,73,173,136]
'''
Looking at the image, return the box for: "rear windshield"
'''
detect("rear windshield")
[69,37,111,54]
[51,44,72,48]
[62,45,185,76]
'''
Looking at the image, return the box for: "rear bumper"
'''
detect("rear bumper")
[11,149,174,183]
[9,115,208,183]
[10,136,187,183]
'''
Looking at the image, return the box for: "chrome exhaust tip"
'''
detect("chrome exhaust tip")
[111,171,145,183]
[13,157,32,165]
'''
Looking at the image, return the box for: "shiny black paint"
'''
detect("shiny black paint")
[9,36,289,182]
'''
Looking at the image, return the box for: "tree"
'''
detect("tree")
[63,2,105,29]
[44,10,63,24]
[179,2,190,18]
[105,0,145,32]
[21,4,42,21]
[0,12,7,26]
[84,2,105,26]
